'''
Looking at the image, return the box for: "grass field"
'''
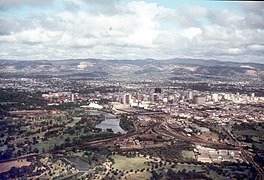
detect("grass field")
[67,117,81,127]
[207,170,227,180]
[182,150,195,159]
[253,143,264,151]
[234,130,264,137]
[175,163,204,172]
[33,135,66,152]
[126,172,151,180]
[111,155,151,171]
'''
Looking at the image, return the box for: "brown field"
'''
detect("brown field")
[200,132,219,142]
[0,159,31,173]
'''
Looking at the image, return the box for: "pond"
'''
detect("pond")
[96,117,126,134]
[85,110,126,134]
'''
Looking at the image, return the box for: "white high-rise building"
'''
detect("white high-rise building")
[211,93,219,102]
[71,93,75,102]
[188,91,193,100]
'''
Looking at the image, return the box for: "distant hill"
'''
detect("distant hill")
[0,58,264,79]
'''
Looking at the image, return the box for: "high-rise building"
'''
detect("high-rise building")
[251,93,255,100]
[123,94,131,104]
[152,93,158,102]
[180,90,188,100]
[71,93,75,102]
[211,93,219,102]
[188,91,193,100]
[136,93,144,102]
[154,88,162,93]
[94,91,100,97]
[193,96,206,105]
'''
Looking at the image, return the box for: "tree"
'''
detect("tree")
[33,148,39,153]
[32,137,38,145]
[9,167,19,179]
[182,169,187,173]
[17,150,22,157]
[166,169,174,178]
[2,149,13,159]
[65,137,71,143]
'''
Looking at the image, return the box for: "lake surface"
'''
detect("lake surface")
[96,117,126,134]
[86,110,126,134]
[86,110,102,116]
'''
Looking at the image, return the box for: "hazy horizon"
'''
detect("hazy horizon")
[1,57,264,65]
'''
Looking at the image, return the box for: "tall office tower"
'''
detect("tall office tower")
[153,93,158,102]
[94,91,100,97]
[154,88,162,93]
[123,94,131,104]
[193,96,206,105]
[136,93,144,102]
[188,90,193,100]
[180,90,188,100]
[211,93,219,102]
[71,93,75,102]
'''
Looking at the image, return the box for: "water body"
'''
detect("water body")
[66,157,90,179]
[96,117,126,134]
[87,110,126,134]
[86,110,102,116]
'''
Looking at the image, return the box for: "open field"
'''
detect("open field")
[0,159,31,173]
[234,130,264,137]
[33,136,66,152]
[174,163,204,172]
[253,143,264,151]
[111,155,151,171]
[200,132,219,142]
[206,170,227,180]
[66,117,81,127]
[67,157,90,171]
[182,150,195,159]
[126,172,151,180]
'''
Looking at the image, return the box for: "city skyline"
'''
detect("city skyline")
[0,0,264,63]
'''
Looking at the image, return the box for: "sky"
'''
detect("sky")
[0,0,263,63]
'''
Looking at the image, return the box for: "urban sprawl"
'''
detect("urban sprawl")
[0,76,263,180]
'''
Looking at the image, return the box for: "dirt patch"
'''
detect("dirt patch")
[0,159,31,173]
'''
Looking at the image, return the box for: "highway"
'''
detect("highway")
[84,114,264,180]
[225,129,264,180]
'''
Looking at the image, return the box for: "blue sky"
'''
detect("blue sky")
[1,0,243,18]
[0,0,263,62]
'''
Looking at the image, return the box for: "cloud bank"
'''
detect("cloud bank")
[0,0,263,62]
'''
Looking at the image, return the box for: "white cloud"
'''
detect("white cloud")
[126,1,160,47]
[0,0,53,9]
[182,27,202,39]
[228,48,242,55]
[0,1,263,63]
[248,44,264,52]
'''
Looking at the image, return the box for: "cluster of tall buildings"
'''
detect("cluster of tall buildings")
[42,92,76,103]
[108,88,263,108]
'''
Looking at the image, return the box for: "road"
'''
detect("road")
[225,129,264,180]
[84,114,264,179]
[85,121,161,146]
